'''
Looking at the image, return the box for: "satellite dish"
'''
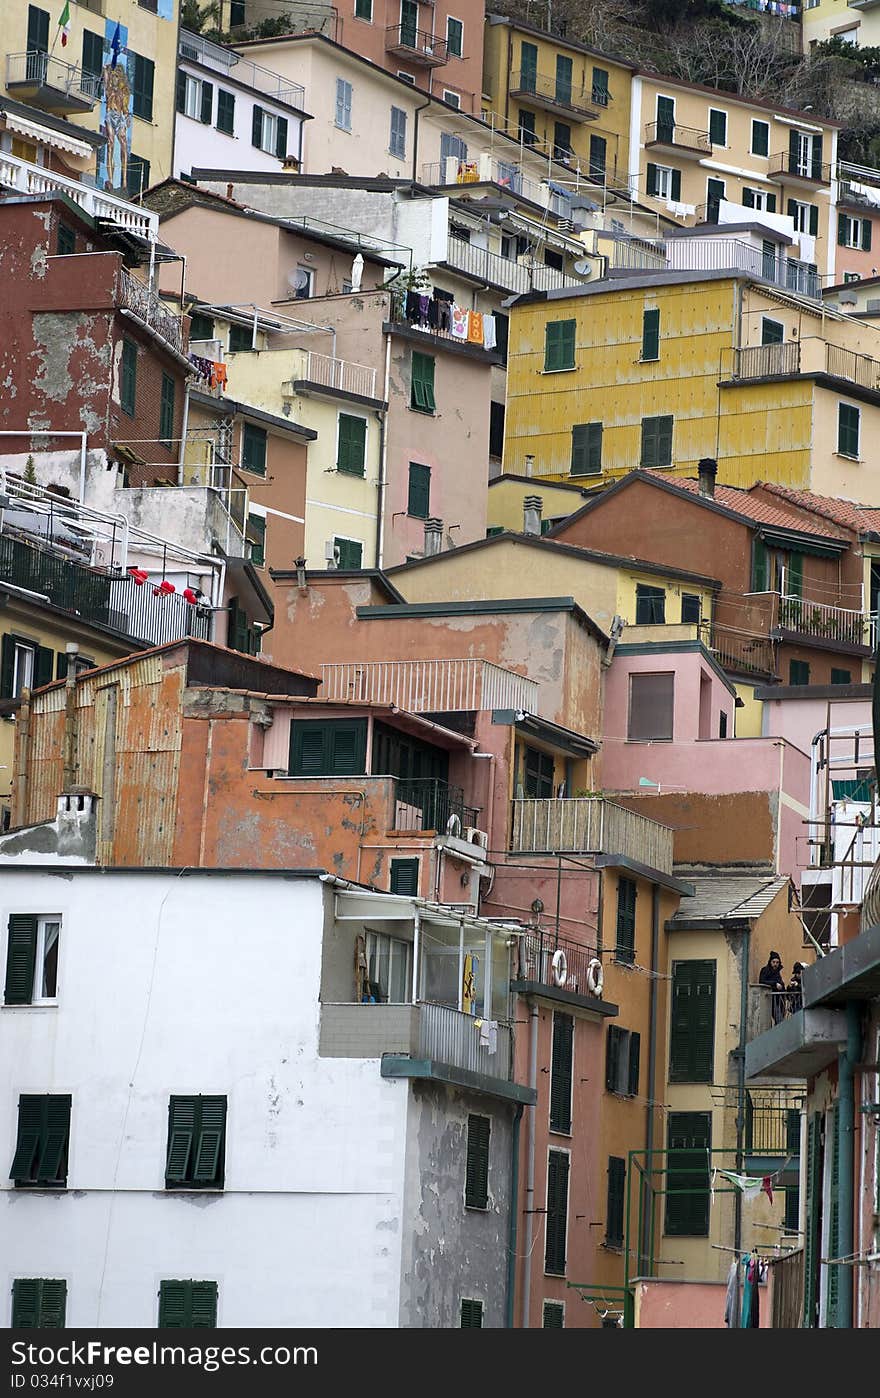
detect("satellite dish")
[288,268,311,291]
[572,258,593,277]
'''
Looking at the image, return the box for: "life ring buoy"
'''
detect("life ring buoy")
[551,949,568,987]
[586,958,604,998]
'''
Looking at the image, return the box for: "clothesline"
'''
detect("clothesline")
[401,289,498,350]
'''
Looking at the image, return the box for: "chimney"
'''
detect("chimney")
[697,458,717,498]
[524,454,535,478]
[523,495,543,536]
[423,518,443,556]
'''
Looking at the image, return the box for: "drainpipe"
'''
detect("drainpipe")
[178,381,191,483]
[734,923,751,1259]
[12,687,31,829]
[642,884,660,1271]
[520,997,539,1329]
[376,333,391,568]
[62,643,79,793]
[836,1002,861,1327]
[411,96,432,183]
[506,1102,524,1328]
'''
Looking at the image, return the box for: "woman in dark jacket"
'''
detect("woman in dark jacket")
[759,951,787,1024]
[787,962,804,1015]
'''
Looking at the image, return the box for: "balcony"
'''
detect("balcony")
[6,51,99,114]
[706,623,777,679]
[444,235,582,294]
[730,341,802,381]
[320,1000,513,1079]
[509,797,674,874]
[320,658,539,713]
[118,268,185,355]
[287,349,378,402]
[644,120,711,157]
[768,151,833,187]
[393,777,478,833]
[384,24,448,65]
[728,338,880,393]
[179,29,306,109]
[777,595,867,649]
[509,70,600,122]
[0,151,158,242]
[513,929,605,1001]
[663,236,821,300]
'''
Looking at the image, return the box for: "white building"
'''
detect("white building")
[0,854,530,1327]
[174,30,311,180]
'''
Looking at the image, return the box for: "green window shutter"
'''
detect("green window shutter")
[34,645,54,689]
[216,89,235,134]
[337,414,367,475]
[838,212,848,247]
[670,168,681,202]
[669,961,716,1083]
[615,877,636,964]
[176,69,186,114]
[592,67,609,104]
[11,1279,40,1328]
[389,857,420,896]
[329,721,367,773]
[276,116,288,159]
[628,1031,641,1097]
[709,110,726,145]
[766,194,776,213]
[812,134,823,180]
[289,720,366,775]
[10,1096,44,1183]
[809,204,819,238]
[752,536,769,591]
[862,219,872,252]
[783,1183,799,1233]
[520,41,537,90]
[189,312,215,341]
[605,1024,621,1092]
[742,187,755,210]
[549,1013,573,1133]
[542,1300,564,1328]
[200,79,213,124]
[407,462,431,518]
[28,6,50,53]
[831,668,852,685]
[788,128,799,169]
[12,1095,70,1186]
[410,352,435,412]
[158,1281,188,1328]
[335,538,363,569]
[189,1281,218,1328]
[121,340,137,416]
[665,1111,711,1236]
[589,134,606,179]
[57,223,75,255]
[544,319,575,371]
[0,634,15,699]
[132,54,154,121]
[606,1156,626,1245]
[545,1149,569,1275]
[248,513,266,567]
[642,307,660,361]
[242,424,267,474]
[752,120,768,157]
[460,1298,484,1328]
[465,1113,490,1208]
[36,1280,66,1328]
[289,723,327,775]
[166,1096,197,1185]
[5,915,38,1005]
[787,198,797,222]
[681,593,701,624]
[159,373,175,447]
[827,1101,841,1325]
[193,1096,226,1186]
[787,552,803,598]
[803,1112,821,1326]
[789,660,810,685]
[646,163,658,198]
[252,104,264,148]
[838,403,860,458]
[640,416,658,467]
[555,54,572,103]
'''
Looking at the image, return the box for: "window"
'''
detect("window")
[656,94,674,139]
[719,710,728,739]
[440,133,468,165]
[165,1096,227,1190]
[410,352,435,414]
[337,414,367,475]
[159,373,175,449]
[442,90,460,109]
[407,462,431,518]
[838,402,860,459]
[460,1298,483,1328]
[126,156,151,199]
[544,319,576,372]
[628,672,674,742]
[10,1095,71,1188]
[389,105,407,159]
[397,71,415,84]
[81,30,103,91]
[571,422,602,476]
[543,1300,564,1328]
[120,338,137,416]
[4,915,60,1006]
[550,1013,573,1134]
[831,668,852,686]
[639,306,661,362]
[605,1025,640,1095]
[555,54,573,105]
[843,272,861,284]
[523,745,554,798]
[681,593,701,624]
[519,110,536,145]
[592,67,609,106]
[289,719,368,776]
[789,127,823,180]
[446,17,463,57]
[615,877,636,965]
[606,1157,626,1247]
[788,199,819,237]
[545,1149,569,1275]
[751,119,769,157]
[544,248,563,272]
[465,1113,490,1208]
[519,40,538,92]
[742,186,776,214]
[640,414,673,467]
[669,960,716,1082]
[789,660,810,686]
[335,78,353,131]
[0,635,53,700]
[229,322,255,352]
[553,122,572,160]
[56,223,75,256]
[11,1280,66,1329]
[131,53,154,121]
[751,536,771,592]
[589,134,606,182]
[635,583,665,624]
[334,537,363,570]
[783,1184,800,1235]
[242,423,267,475]
[646,163,680,202]
[355,0,372,18]
[252,107,287,158]
[247,513,265,567]
[706,177,725,223]
[292,266,313,300]
[838,213,872,251]
[364,928,411,1002]
[762,317,784,345]
[177,74,212,123]
[27,6,49,61]
[189,312,215,342]
[665,1112,711,1236]
[158,1281,217,1329]
[708,109,727,147]
[216,89,235,136]
[389,857,420,896]
[489,400,505,458]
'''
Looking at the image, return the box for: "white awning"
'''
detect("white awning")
[4,113,94,160]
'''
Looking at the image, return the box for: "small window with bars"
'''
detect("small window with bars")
[460,1297,483,1327]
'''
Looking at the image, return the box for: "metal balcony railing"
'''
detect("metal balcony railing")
[118,269,185,354]
[6,51,100,108]
[178,29,306,107]
[768,151,833,185]
[609,239,669,272]
[825,343,880,391]
[745,1093,803,1156]
[444,235,581,293]
[732,341,802,380]
[0,152,158,242]
[747,985,802,1039]
[320,658,539,713]
[385,24,448,63]
[510,797,674,874]
[418,1000,512,1077]
[666,238,821,300]
[393,778,478,833]
[705,624,777,678]
[509,70,599,118]
[514,929,599,997]
[777,595,866,647]
[297,350,377,400]
[644,120,711,152]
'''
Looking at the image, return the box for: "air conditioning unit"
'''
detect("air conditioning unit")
[466,826,489,850]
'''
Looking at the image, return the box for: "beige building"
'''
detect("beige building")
[801,0,875,48]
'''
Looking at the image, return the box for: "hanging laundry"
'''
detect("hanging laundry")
[723,1259,740,1328]
[482,314,497,350]
[451,306,469,340]
[462,953,475,1015]
[713,1168,772,1202]
[467,310,484,345]
[211,362,228,391]
[740,1255,761,1328]
[417,294,431,328]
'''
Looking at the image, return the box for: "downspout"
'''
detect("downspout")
[62,643,79,793]
[836,1002,861,1328]
[734,922,751,1259]
[376,332,392,568]
[12,687,30,829]
[411,95,432,183]
[506,1102,524,1328]
[177,381,191,483]
[642,884,660,1271]
[520,997,539,1328]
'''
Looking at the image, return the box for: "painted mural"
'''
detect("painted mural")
[98,20,131,192]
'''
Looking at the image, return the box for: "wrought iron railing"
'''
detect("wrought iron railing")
[510,797,674,873]
[393,778,477,833]
[385,24,448,61]
[514,929,600,997]
[6,51,100,105]
[706,624,777,677]
[769,151,833,184]
[745,1093,802,1156]
[509,69,598,116]
[777,595,866,646]
[644,120,711,152]
[118,269,185,354]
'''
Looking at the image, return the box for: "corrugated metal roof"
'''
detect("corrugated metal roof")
[669,869,789,924]
[643,472,849,540]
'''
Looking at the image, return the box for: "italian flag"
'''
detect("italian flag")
[58,2,71,46]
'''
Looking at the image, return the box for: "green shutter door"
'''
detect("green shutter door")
[465,1114,490,1208]
[669,961,716,1082]
[407,463,431,518]
[628,1031,641,1097]
[520,42,537,92]
[549,1013,573,1133]
[642,308,660,360]
[656,95,674,142]
[460,1298,483,1328]
[166,1097,197,1185]
[337,415,366,475]
[4,914,38,1005]
[545,1150,569,1275]
[665,1111,711,1236]
[615,878,636,964]
[605,1025,621,1091]
[752,537,769,591]
[803,1112,822,1326]
[606,1156,626,1245]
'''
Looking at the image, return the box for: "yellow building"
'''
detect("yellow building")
[482,13,634,191]
[503,254,880,501]
[800,0,873,48]
[629,72,839,283]
[0,0,180,195]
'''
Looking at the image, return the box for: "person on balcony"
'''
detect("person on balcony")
[759,951,787,1025]
[786,962,804,1015]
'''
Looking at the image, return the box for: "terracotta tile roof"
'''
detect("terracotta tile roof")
[641,471,849,541]
[757,482,880,536]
